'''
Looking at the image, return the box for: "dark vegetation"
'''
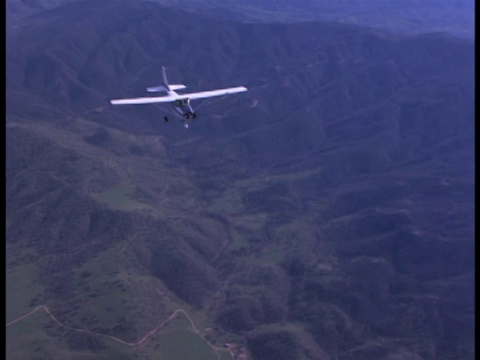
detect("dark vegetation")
[6,0,474,359]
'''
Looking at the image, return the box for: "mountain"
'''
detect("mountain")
[169,0,475,38]
[6,0,474,359]
[7,0,474,38]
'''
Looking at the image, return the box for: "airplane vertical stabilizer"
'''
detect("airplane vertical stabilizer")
[161,66,170,90]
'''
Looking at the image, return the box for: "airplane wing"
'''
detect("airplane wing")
[177,86,247,100]
[110,86,247,105]
[110,96,178,105]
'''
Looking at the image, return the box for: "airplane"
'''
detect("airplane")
[110,66,247,128]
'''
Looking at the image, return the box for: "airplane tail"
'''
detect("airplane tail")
[146,66,186,93]
[161,66,170,89]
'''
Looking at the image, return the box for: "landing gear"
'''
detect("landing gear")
[183,111,196,120]
[164,116,169,122]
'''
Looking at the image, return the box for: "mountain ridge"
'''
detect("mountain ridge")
[7,0,474,38]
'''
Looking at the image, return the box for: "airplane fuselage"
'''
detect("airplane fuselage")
[167,90,194,119]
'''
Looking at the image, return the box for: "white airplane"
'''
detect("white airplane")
[110,66,247,128]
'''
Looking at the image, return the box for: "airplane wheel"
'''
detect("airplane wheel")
[192,112,196,119]
[164,116,169,122]
[185,113,190,120]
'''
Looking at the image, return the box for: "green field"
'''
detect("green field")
[148,329,218,360]
[7,262,44,324]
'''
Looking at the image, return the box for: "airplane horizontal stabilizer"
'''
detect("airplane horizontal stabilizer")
[147,84,186,92]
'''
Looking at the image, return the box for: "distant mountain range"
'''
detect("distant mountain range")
[6,0,474,359]
[7,0,475,38]
[173,0,475,38]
